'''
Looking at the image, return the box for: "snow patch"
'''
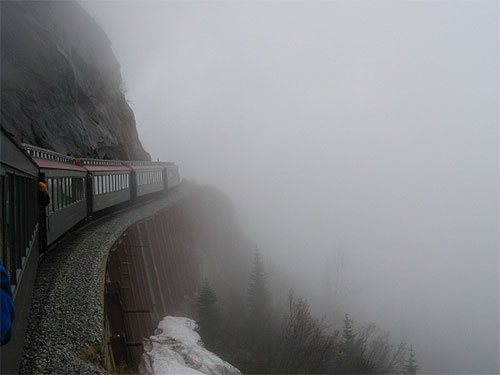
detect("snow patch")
[139,316,241,375]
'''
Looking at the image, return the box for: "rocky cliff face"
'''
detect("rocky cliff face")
[1,1,150,160]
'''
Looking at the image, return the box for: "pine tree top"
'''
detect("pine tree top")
[247,247,271,317]
[404,345,419,375]
[342,313,356,342]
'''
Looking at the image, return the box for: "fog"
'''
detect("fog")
[82,1,498,373]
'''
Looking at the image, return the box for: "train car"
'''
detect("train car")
[23,145,88,246]
[1,130,40,375]
[126,161,165,198]
[165,162,180,188]
[76,158,132,213]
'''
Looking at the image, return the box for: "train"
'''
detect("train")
[22,143,180,248]
[0,127,180,374]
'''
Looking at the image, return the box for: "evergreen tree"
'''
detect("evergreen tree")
[404,345,419,375]
[271,293,335,374]
[196,280,221,349]
[332,314,373,374]
[247,247,271,318]
[342,313,356,344]
[245,247,273,364]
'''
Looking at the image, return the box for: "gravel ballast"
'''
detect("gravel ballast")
[20,188,188,375]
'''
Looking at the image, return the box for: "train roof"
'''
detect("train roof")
[22,144,86,172]
[2,130,39,177]
[124,161,166,170]
[76,158,130,172]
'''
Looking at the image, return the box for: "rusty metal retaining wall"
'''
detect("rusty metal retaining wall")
[104,200,200,370]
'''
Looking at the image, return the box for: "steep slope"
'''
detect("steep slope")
[1,1,150,160]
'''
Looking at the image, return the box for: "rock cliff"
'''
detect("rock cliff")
[1,1,150,160]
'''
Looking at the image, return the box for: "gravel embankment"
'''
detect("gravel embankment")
[20,188,188,375]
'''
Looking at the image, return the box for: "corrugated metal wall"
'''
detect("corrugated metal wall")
[104,200,200,370]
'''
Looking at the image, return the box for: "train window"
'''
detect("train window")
[57,178,62,210]
[61,178,66,208]
[63,177,69,207]
[65,178,69,206]
[52,178,57,211]
[71,178,76,204]
[63,178,67,207]
[59,178,63,209]
[70,178,74,204]
[47,178,52,213]
[68,178,72,205]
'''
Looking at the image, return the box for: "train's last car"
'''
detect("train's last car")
[23,145,87,246]
[125,161,165,198]
[76,158,132,213]
[165,161,180,188]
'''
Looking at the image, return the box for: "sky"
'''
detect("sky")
[82,1,499,373]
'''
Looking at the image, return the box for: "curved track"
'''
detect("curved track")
[20,187,188,374]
